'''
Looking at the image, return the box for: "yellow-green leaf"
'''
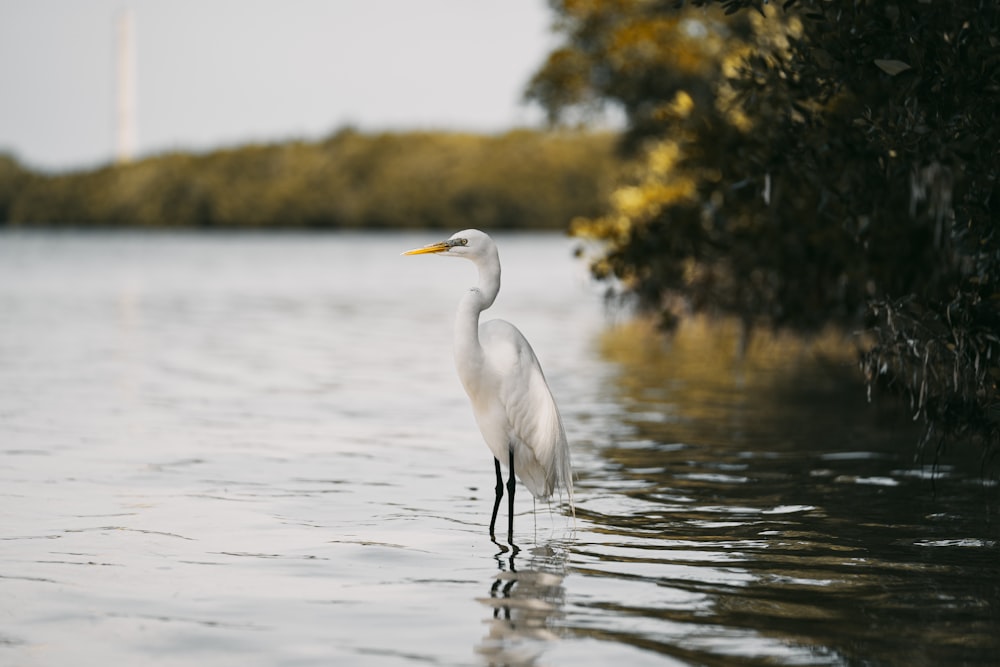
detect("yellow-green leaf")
[874,59,911,76]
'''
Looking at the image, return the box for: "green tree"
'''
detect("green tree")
[3,129,619,231]
[528,0,999,446]
[0,154,33,223]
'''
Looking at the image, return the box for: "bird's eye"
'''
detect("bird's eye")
[450,238,468,247]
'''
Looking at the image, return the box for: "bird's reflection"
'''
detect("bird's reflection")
[475,540,568,666]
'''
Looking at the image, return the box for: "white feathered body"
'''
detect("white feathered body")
[456,317,571,500]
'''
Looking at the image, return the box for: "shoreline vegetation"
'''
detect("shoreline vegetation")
[0,128,618,231]
[527,0,998,453]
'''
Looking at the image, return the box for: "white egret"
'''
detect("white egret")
[403,229,574,543]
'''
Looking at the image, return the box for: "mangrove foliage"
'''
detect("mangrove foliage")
[528,0,999,447]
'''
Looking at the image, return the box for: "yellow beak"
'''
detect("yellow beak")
[402,241,451,256]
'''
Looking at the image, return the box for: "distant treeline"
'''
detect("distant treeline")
[0,128,619,230]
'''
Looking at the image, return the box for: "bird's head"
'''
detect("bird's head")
[402,229,496,261]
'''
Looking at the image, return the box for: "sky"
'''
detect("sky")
[0,1,558,172]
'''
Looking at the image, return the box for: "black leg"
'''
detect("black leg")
[489,457,503,540]
[506,447,516,544]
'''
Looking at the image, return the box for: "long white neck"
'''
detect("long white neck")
[454,249,500,378]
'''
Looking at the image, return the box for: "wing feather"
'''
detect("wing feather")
[477,319,573,505]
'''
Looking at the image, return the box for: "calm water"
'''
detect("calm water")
[1,231,996,666]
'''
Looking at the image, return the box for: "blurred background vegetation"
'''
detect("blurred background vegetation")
[1,0,996,449]
[528,0,998,449]
[0,128,617,230]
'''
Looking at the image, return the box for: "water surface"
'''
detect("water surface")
[1,231,996,666]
